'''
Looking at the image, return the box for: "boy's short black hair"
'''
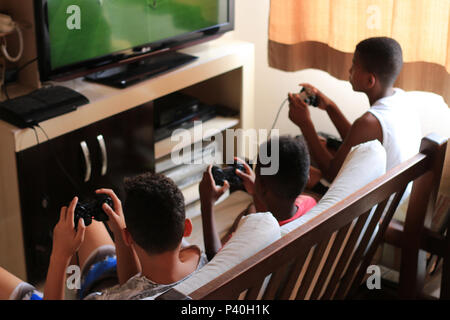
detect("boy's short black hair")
[256,135,310,201]
[356,37,403,87]
[123,172,185,255]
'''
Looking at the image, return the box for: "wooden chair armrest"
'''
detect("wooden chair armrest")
[385,219,446,256]
[384,219,405,247]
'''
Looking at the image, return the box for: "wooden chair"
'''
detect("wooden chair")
[384,134,449,299]
[181,134,447,300]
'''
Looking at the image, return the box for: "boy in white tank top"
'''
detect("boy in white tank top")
[288,37,421,184]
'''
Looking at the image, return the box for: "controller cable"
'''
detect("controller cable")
[243,96,290,169]
[270,97,289,132]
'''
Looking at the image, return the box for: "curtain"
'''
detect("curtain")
[269,0,450,103]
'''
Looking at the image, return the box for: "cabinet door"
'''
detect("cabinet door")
[87,102,155,199]
[16,102,154,283]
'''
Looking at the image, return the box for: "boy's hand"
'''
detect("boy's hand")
[288,92,312,127]
[199,165,230,208]
[52,197,86,259]
[96,188,126,236]
[234,157,256,196]
[299,83,334,111]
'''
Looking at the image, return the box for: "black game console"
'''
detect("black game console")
[0,85,89,128]
[153,92,217,141]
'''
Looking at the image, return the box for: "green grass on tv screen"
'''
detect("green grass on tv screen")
[48,0,228,69]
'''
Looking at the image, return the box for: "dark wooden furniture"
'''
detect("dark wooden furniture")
[384,135,449,299]
[179,134,447,300]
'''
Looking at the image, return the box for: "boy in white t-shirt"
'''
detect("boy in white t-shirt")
[288,37,421,184]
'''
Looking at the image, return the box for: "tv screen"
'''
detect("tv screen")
[35,0,234,81]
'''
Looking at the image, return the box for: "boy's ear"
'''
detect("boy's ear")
[121,228,134,247]
[367,73,376,89]
[183,219,193,237]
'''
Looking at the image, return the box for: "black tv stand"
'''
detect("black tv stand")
[84,51,198,89]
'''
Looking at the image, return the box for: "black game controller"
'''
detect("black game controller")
[211,162,246,193]
[299,87,319,107]
[74,194,111,229]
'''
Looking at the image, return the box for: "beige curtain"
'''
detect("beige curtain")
[269,0,450,103]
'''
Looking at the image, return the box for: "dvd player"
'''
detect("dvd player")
[154,92,216,141]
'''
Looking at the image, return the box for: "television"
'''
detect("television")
[34,0,234,87]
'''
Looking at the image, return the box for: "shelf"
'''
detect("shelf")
[155,116,239,160]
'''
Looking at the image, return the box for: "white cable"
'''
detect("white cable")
[1,25,23,63]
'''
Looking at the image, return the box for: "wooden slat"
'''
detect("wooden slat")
[321,210,372,299]
[334,198,390,299]
[275,248,311,300]
[295,234,333,299]
[244,277,266,300]
[348,188,407,298]
[261,263,291,300]
[309,223,352,299]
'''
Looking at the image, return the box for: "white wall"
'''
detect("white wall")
[224,0,370,137]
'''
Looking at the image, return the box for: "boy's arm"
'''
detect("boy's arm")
[325,102,352,140]
[97,189,141,285]
[299,84,352,139]
[200,201,222,261]
[45,254,72,300]
[44,198,86,300]
[199,166,230,260]
[289,93,334,176]
[289,94,382,182]
[322,112,383,181]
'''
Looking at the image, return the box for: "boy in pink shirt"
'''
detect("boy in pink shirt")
[199,136,317,260]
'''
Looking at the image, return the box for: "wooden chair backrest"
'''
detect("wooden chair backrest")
[188,135,447,300]
[384,134,449,299]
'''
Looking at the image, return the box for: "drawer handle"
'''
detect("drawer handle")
[97,134,108,176]
[80,141,91,182]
